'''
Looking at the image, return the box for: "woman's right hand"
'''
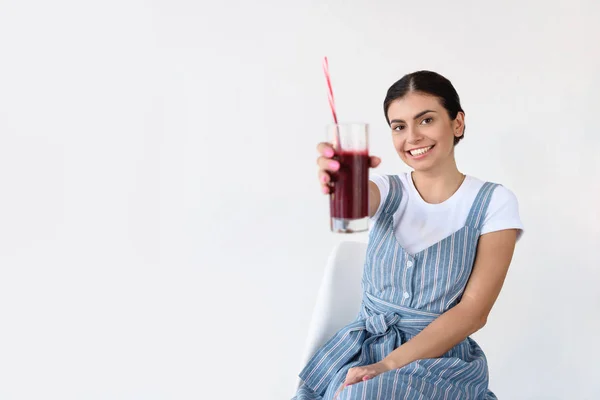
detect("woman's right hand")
[316,142,382,194]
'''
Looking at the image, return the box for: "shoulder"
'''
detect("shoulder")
[369,173,411,197]
[472,177,524,240]
[369,173,390,192]
[369,172,410,220]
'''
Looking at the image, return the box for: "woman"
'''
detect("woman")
[294,71,524,400]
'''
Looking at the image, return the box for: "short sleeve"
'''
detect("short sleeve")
[480,185,524,241]
[369,173,390,221]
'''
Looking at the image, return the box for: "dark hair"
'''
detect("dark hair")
[383,70,465,145]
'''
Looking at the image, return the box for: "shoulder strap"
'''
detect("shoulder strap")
[465,182,499,231]
[380,175,403,215]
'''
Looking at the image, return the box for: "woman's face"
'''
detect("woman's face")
[386,91,464,172]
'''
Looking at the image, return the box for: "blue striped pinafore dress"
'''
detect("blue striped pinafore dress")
[293,175,499,400]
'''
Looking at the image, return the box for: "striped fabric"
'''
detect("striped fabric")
[293,175,500,400]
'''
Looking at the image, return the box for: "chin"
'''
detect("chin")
[400,155,433,171]
[411,163,434,172]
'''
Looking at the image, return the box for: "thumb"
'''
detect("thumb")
[369,156,381,168]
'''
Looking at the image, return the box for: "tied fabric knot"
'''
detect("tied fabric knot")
[298,294,438,396]
[365,313,400,335]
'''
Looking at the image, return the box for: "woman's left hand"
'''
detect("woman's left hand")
[342,361,393,387]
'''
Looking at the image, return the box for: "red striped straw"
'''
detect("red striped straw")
[322,57,338,123]
[322,56,340,147]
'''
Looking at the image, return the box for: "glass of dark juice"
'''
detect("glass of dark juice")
[327,123,369,233]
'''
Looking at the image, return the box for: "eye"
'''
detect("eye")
[392,125,405,132]
[421,117,433,125]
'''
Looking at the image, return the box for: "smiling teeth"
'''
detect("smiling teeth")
[410,146,432,156]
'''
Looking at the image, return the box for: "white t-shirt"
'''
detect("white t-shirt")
[370,173,524,255]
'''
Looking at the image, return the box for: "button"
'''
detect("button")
[406,260,413,268]
[403,292,410,299]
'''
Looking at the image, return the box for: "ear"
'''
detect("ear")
[453,111,465,138]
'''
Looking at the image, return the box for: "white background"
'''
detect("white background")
[0,0,599,399]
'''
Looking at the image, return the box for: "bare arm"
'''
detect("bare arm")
[369,180,381,218]
[381,228,518,370]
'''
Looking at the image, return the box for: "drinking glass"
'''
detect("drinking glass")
[326,123,369,233]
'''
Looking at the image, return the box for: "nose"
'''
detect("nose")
[405,126,423,144]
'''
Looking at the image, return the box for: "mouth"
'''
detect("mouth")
[406,145,434,158]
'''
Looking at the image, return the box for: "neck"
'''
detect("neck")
[411,157,464,204]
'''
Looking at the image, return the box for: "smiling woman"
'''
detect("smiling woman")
[301,70,524,400]
[385,72,465,175]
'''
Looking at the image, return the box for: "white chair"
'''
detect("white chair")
[294,240,368,392]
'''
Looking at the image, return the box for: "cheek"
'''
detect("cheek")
[392,135,404,151]
[393,139,409,160]
[436,128,455,144]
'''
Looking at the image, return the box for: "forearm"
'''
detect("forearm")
[368,181,381,217]
[382,302,485,370]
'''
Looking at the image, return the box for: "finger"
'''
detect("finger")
[317,156,340,172]
[319,173,332,195]
[343,371,362,387]
[369,156,381,168]
[345,375,362,387]
[316,142,335,158]
[318,170,331,185]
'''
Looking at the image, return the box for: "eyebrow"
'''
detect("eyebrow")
[389,110,437,124]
